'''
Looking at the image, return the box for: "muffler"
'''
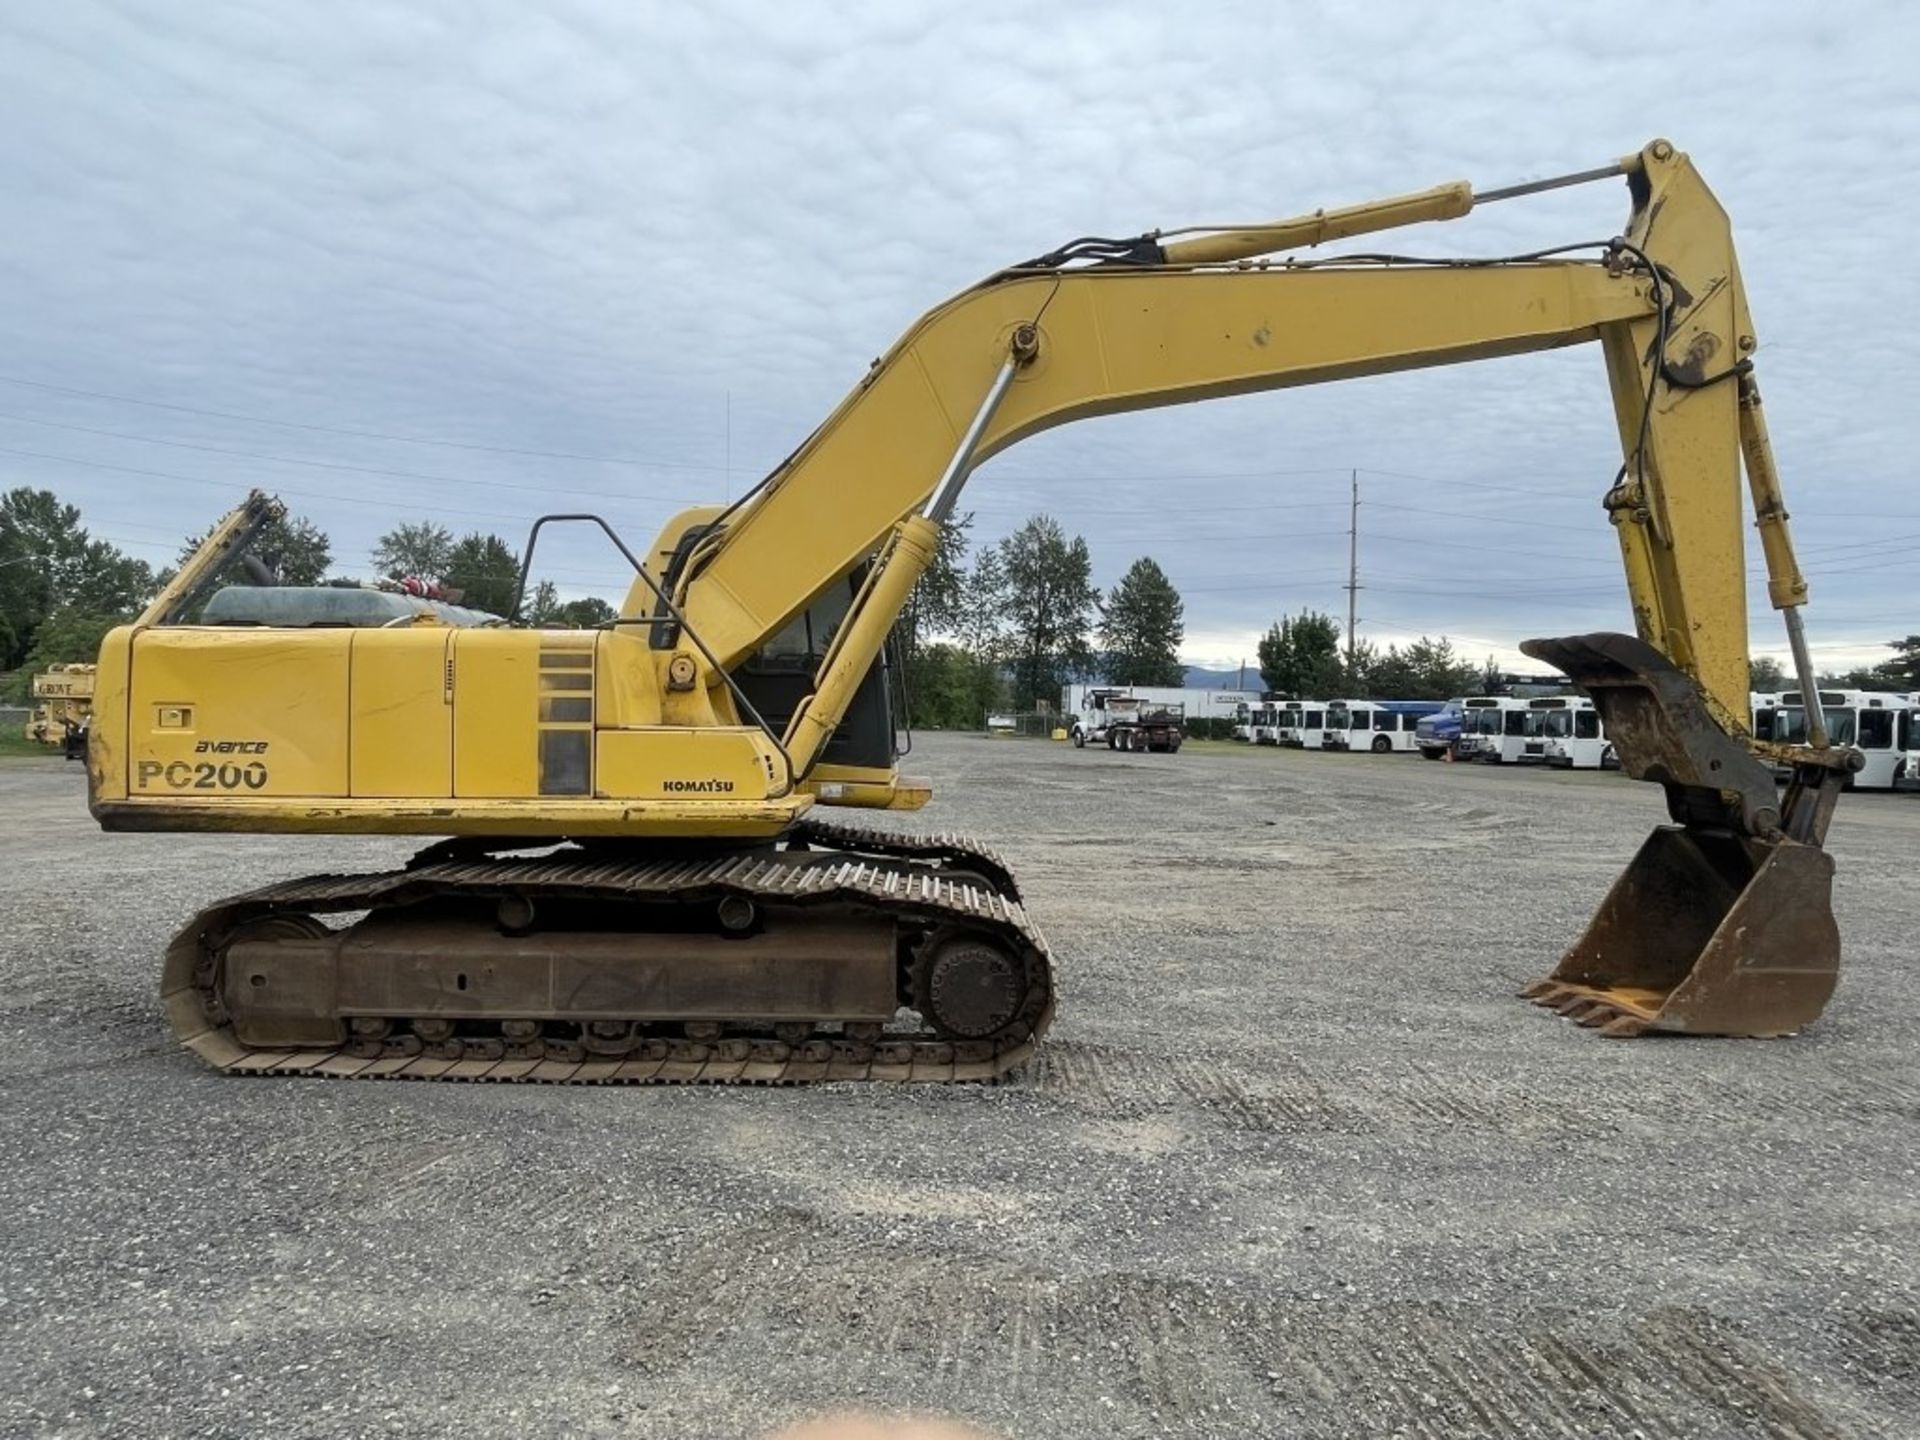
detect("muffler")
[1517,632,1850,1037]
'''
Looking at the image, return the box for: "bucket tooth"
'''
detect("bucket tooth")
[1598,1015,1651,1038]
[1518,632,1845,1040]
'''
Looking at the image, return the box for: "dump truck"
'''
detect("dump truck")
[1083,692,1184,753]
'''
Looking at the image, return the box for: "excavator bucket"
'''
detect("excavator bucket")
[1516,632,1842,1037]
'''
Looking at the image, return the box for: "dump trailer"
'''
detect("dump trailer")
[88,139,1860,1085]
[1104,697,1184,754]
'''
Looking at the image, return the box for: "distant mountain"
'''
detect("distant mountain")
[1183,665,1255,690]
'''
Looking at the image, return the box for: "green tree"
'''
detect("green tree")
[954,546,1008,663]
[1480,654,1503,695]
[1101,557,1185,686]
[902,640,1005,729]
[1366,635,1479,699]
[177,512,332,586]
[1256,610,1343,697]
[443,532,521,617]
[1748,655,1788,692]
[998,515,1099,711]
[891,517,1011,730]
[0,488,153,671]
[518,579,561,625]
[371,520,455,582]
[900,512,973,659]
[1845,637,1920,692]
[10,610,122,700]
[553,596,618,628]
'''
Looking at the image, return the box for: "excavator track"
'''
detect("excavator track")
[161,818,1053,1084]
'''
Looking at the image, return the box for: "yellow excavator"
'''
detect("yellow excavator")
[89,139,1855,1083]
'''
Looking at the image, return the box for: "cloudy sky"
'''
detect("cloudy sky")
[2,3,1915,674]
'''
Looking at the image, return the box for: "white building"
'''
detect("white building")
[1061,683,1261,723]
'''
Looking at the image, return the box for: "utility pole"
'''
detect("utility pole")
[1343,468,1360,673]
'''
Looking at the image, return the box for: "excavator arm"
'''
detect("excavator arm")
[653,137,1847,1037]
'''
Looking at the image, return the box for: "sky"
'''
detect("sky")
[1,2,1916,675]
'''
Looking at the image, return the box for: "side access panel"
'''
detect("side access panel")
[350,629,452,798]
[126,630,351,798]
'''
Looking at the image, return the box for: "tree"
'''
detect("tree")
[1862,637,1920,692]
[177,513,332,586]
[444,532,521,617]
[1101,557,1185,686]
[997,515,1100,711]
[371,521,455,582]
[1256,610,1343,697]
[1366,635,1479,699]
[920,545,1012,728]
[1749,655,1788,692]
[519,579,562,626]
[0,488,153,671]
[9,609,123,701]
[1480,654,1503,695]
[954,545,1009,663]
[890,512,1003,729]
[899,511,974,662]
[553,596,618,628]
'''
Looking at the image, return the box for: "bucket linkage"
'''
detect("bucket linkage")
[1517,633,1856,1037]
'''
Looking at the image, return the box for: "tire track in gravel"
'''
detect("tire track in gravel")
[612,1213,1867,1437]
[1012,1039,1915,1138]
[1247,1303,1850,1439]
[1832,1308,1920,1403]
[1007,1042,1372,1132]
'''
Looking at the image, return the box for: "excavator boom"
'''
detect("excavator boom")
[89,139,1848,1083]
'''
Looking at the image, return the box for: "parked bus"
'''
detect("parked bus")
[1323,699,1447,753]
[1455,696,1538,762]
[1750,692,1782,741]
[1770,690,1920,791]
[1533,695,1611,769]
[1280,702,1329,749]
[1232,701,1253,742]
[1252,701,1290,746]
[1271,702,1303,746]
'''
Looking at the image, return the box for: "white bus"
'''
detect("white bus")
[1771,690,1920,791]
[1749,692,1782,742]
[1533,695,1611,769]
[1323,700,1448,753]
[1280,702,1329,749]
[1455,697,1533,761]
[1252,701,1297,746]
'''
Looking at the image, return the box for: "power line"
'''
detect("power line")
[0,372,731,472]
[0,444,598,527]
[0,409,701,506]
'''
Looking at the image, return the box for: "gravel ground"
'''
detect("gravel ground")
[1,736,1915,1439]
